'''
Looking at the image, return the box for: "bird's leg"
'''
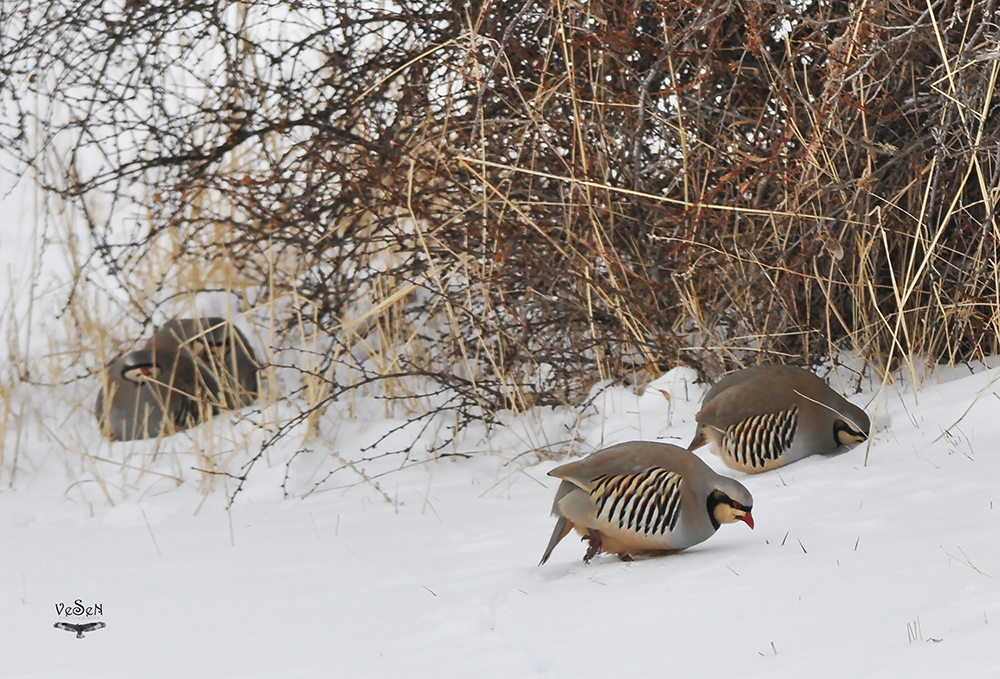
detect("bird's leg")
[617,553,633,562]
[582,529,603,563]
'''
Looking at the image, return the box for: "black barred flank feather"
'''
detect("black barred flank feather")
[723,407,798,469]
[590,468,684,536]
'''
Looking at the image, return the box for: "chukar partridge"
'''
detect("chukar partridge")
[148,317,259,409]
[95,349,216,441]
[689,364,870,474]
[539,441,753,565]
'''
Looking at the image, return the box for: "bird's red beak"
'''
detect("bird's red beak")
[741,511,754,529]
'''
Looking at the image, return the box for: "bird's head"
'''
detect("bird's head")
[708,480,754,530]
[833,403,870,446]
[121,350,161,383]
[793,386,871,447]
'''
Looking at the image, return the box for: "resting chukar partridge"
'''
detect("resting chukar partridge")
[148,317,259,409]
[539,441,753,565]
[95,349,215,441]
[689,364,870,474]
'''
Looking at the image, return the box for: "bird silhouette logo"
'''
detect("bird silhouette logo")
[54,621,107,638]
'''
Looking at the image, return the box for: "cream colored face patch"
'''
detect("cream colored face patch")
[713,501,750,526]
[122,364,159,383]
[835,424,867,445]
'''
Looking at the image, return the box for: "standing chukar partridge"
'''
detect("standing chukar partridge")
[539,441,753,565]
[148,317,259,409]
[95,348,216,441]
[689,364,870,474]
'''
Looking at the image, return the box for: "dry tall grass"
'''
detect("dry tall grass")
[2,0,999,487]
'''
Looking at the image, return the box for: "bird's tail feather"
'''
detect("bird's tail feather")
[539,515,573,566]
[687,428,706,451]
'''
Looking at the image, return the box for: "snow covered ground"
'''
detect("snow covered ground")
[4,184,1000,678]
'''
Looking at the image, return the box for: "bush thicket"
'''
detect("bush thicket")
[3,0,999,455]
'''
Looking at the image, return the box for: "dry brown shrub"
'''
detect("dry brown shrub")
[3,0,999,467]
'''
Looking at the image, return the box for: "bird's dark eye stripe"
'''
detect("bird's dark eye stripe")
[123,363,156,377]
[725,497,752,512]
